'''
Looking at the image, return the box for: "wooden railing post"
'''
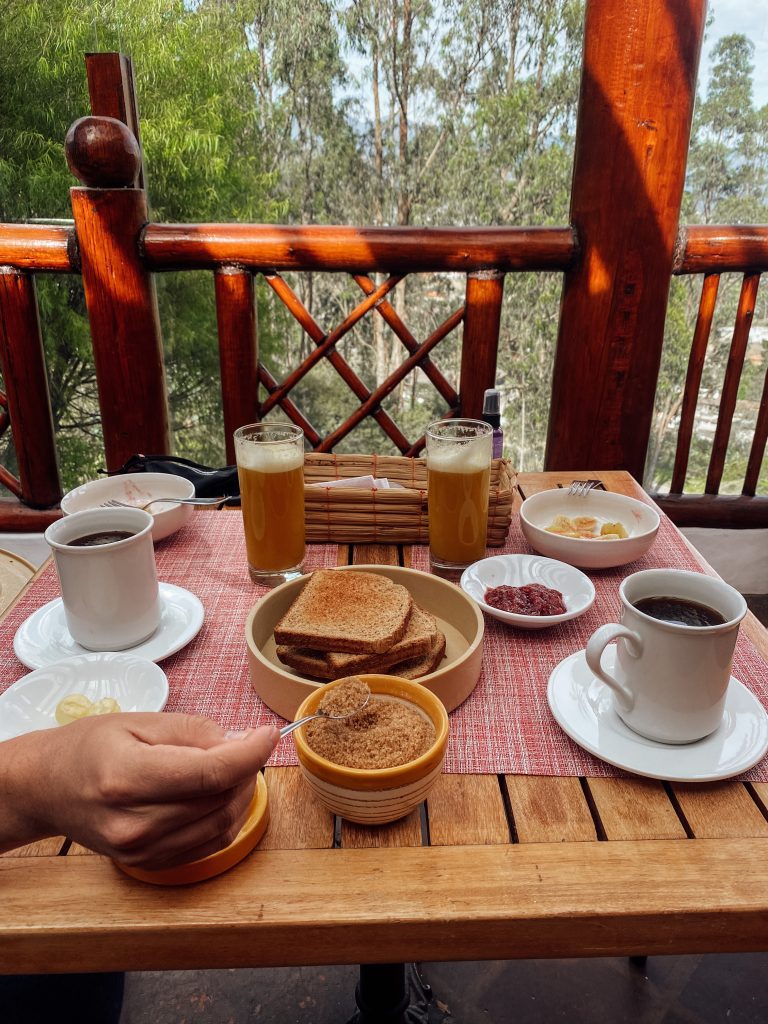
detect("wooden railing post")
[214,268,260,463]
[460,270,505,419]
[545,0,707,480]
[66,115,171,470]
[0,269,62,507]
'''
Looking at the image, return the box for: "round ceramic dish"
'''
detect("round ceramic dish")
[519,489,660,570]
[245,564,485,720]
[115,773,269,885]
[60,472,196,542]
[460,553,595,629]
[0,652,169,740]
[292,675,449,824]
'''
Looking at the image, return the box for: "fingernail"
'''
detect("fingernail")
[224,728,253,741]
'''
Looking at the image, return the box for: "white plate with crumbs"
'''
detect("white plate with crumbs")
[0,652,169,740]
[244,565,485,721]
[460,554,595,629]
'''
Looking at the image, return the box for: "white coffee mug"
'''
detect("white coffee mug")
[45,508,161,651]
[585,568,747,744]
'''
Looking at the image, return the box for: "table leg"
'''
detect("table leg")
[348,962,433,1023]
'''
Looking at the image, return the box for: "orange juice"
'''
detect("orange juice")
[427,464,491,564]
[234,426,305,579]
[426,421,492,568]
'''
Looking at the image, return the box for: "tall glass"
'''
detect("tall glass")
[234,423,305,586]
[426,418,492,575]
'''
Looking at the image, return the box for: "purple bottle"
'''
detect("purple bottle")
[482,388,503,459]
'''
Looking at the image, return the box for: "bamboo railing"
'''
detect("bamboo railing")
[0,0,765,531]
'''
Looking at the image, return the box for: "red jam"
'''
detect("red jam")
[484,583,566,616]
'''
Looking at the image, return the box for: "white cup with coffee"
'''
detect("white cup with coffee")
[585,568,748,744]
[45,508,161,651]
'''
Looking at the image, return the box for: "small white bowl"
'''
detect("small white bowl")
[61,472,195,542]
[519,489,660,570]
[0,652,169,740]
[460,554,595,629]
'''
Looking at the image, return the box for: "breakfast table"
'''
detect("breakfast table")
[2,470,768,1021]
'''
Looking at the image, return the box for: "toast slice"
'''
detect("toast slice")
[327,605,438,672]
[273,569,413,654]
[274,646,338,680]
[387,629,446,679]
[276,605,439,680]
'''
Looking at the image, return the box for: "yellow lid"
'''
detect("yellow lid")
[115,772,269,886]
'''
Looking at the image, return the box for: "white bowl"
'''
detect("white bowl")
[0,652,169,740]
[61,472,195,542]
[519,489,660,570]
[460,554,595,629]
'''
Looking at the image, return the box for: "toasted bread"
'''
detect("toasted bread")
[387,630,446,679]
[327,605,438,671]
[274,645,338,680]
[273,569,413,654]
[276,605,439,680]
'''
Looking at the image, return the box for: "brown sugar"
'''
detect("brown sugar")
[317,677,371,718]
[305,695,435,769]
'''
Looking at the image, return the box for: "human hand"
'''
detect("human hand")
[0,713,280,869]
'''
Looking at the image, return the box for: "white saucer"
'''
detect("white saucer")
[0,652,169,740]
[13,583,204,670]
[547,648,768,782]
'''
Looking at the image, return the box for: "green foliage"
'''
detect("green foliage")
[2,2,765,498]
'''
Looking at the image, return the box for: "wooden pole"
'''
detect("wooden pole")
[460,271,505,419]
[66,114,171,470]
[545,0,707,479]
[214,268,259,463]
[0,270,62,507]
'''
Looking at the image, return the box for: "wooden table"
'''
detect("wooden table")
[3,472,768,1004]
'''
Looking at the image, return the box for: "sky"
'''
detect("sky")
[700,0,768,107]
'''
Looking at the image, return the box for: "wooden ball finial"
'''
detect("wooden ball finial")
[65,116,142,187]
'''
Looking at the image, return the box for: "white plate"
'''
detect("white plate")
[460,554,595,629]
[0,652,169,740]
[547,648,768,782]
[13,583,204,670]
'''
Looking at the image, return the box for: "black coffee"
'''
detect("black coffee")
[633,595,726,627]
[68,530,135,547]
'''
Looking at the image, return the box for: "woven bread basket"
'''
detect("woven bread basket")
[303,453,515,545]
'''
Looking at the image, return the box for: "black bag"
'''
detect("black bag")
[109,454,241,505]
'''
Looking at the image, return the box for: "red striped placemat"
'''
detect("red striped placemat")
[0,510,765,779]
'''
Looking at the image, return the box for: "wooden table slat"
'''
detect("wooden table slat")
[505,776,597,843]
[427,774,510,846]
[261,766,335,850]
[586,778,687,841]
[670,782,768,838]
[0,837,67,858]
[342,810,423,848]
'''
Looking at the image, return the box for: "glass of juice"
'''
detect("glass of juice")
[233,422,305,585]
[425,418,493,576]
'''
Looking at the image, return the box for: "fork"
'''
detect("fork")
[101,496,230,510]
[567,480,601,497]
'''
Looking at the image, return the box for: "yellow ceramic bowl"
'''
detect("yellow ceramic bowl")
[292,674,449,825]
[115,772,269,886]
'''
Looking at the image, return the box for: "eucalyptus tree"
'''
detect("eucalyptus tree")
[0,0,278,481]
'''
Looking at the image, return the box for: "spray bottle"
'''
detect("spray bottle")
[482,388,504,459]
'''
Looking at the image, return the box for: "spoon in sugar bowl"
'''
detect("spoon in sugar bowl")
[279,678,371,738]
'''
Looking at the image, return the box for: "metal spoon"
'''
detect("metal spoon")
[279,695,371,738]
